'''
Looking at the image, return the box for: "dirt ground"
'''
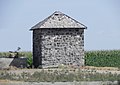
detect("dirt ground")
[0,80,119,85]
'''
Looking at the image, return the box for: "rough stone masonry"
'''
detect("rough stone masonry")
[30,11,87,68]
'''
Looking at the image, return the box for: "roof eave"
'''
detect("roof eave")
[30,27,87,31]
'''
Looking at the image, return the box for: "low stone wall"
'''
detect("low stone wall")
[0,81,119,85]
[0,57,27,69]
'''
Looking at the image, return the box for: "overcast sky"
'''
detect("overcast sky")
[0,0,120,52]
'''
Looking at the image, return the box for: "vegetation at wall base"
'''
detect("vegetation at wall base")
[26,52,33,68]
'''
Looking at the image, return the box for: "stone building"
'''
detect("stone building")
[30,11,87,68]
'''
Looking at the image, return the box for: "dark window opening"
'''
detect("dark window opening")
[55,14,59,16]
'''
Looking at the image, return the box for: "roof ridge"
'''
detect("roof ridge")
[54,11,63,14]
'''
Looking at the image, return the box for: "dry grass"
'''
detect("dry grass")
[82,66,119,71]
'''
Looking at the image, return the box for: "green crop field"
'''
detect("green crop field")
[0,51,32,58]
[85,50,120,67]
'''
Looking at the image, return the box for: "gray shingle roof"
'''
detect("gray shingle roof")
[30,11,87,30]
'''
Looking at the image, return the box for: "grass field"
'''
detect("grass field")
[0,68,120,82]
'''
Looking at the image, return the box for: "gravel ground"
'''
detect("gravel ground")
[0,80,119,85]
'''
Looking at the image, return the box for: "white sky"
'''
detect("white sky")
[0,0,120,51]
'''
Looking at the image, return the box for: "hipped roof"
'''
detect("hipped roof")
[30,11,87,30]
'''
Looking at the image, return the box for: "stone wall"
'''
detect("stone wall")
[0,58,27,69]
[33,28,84,68]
